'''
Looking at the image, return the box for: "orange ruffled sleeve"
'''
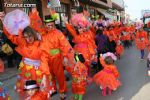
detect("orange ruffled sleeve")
[99,57,107,68]
[3,27,26,46]
[65,23,77,37]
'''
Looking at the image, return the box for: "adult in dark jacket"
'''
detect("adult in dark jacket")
[95,24,109,71]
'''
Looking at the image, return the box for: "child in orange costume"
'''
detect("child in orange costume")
[72,53,88,100]
[93,52,121,96]
[24,80,49,100]
[115,41,124,59]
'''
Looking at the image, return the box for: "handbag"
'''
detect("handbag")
[1,43,13,55]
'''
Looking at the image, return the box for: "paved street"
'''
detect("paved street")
[2,44,150,100]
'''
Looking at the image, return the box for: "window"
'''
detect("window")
[54,3,69,30]
[54,4,67,13]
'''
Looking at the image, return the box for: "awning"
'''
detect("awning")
[97,8,115,20]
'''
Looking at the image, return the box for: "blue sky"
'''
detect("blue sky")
[124,0,150,20]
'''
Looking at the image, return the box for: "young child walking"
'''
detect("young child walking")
[93,52,121,96]
[71,53,88,100]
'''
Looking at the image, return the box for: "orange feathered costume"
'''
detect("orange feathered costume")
[136,30,148,50]
[40,28,74,93]
[66,23,96,65]
[93,57,121,90]
[29,9,45,34]
[72,61,88,95]
[3,28,51,96]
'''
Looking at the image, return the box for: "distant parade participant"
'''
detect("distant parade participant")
[93,52,121,96]
[135,27,148,60]
[107,25,117,53]
[115,40,124,59]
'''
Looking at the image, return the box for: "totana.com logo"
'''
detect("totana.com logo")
[4,3,36,8]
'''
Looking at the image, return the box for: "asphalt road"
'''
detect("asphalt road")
[3,44,150,100]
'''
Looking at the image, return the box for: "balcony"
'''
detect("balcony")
[79,0,112,9]
[112,0,125,11]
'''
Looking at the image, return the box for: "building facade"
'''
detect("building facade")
[112,0,125,22]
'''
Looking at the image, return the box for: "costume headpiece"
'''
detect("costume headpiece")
[102,52,117,61]
[24,80,39,91]
[3,9,30,35]
[71,13,90,28]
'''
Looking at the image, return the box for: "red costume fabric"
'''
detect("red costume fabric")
[29,10,45,34]
[66,23,96,64]
[93,57,121,90]
[0,59,4,72]
[116,45,124,56]
[0,59,10,100]
[107,30,117,42]
[90,26,96,37]
[147,21,150,28]
[30,91,49,100]
[136,30,148,50]
[72,62,88,95]
[66,23,96,76]
[0,87,10,100]
[3,28,51,95]
[40,29,74,93]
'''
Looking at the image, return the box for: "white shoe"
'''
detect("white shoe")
[148,70,150,76]
[100,86,102,89]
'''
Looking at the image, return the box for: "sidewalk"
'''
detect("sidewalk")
[0,67,18,82]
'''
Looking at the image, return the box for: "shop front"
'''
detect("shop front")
[97,8,114,20]
[41,0,71,30]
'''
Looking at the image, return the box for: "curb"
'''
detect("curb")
[0,73,18,82]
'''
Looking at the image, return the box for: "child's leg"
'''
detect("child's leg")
[147,59,149,67]
[73,94,78,100]
[108,88,112,96]
[102,88,106,96]
[141,49,144,59]
[78,94,83,100]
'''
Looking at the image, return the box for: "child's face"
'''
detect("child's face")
[26,89,37,96]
